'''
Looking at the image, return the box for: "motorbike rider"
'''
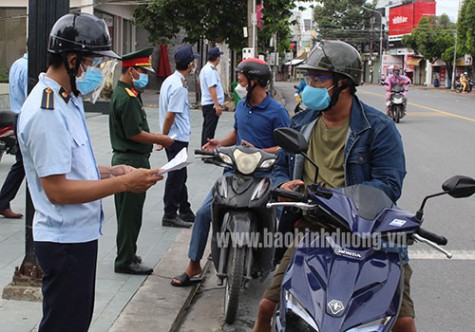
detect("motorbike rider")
[459,72,469,92]
[170,58,290,287]
[385,65,411,115]
[253,40,414,332]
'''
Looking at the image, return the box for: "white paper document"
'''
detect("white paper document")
[157,147,190,175]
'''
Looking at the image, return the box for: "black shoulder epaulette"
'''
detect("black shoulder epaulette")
[59,87,71,104]
[41,87,54,110]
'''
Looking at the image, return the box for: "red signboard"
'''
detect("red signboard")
[388,1,436,41]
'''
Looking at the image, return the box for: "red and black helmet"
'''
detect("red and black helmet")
[236,58,272,87]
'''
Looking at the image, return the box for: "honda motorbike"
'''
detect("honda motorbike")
[195,145,277,324]
[0,110,17,163]
[267,127,475,332]
[455,78,474,93]
[385,84,407,123]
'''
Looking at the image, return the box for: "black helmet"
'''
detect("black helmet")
[48,13,120,59]
[298,40,362,86]
[236,58,272,87]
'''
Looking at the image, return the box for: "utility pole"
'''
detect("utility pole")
[369,16,374,84]
[451,0,462,90]
[247,0,257,57]
[2,0,69,302]
[361,6,384,84]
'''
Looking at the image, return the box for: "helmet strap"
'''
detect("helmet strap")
[323,76,343,111]
[245,76,256,106]
[62,52,82,96]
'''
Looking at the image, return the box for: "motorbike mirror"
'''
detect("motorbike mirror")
[442,175,475,198]
[273,128,308,154]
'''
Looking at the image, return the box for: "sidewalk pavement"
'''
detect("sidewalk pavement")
[0,89,233,332]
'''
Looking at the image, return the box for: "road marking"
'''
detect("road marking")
[360,90,475,123]
[410,250,475,260]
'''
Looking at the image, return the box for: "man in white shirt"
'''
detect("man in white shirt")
[199,47,225,146]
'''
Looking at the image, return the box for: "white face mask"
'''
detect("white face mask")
[189,61,197,75]
[235,83,248,99]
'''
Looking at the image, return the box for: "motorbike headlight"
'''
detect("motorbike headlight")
[284,290,319,331]
[233,149,261,175]
[260,158,276,169]
[385,101,391,106]
[218,152,233,165]
[345,316,392,332]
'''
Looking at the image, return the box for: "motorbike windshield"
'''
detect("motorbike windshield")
[390,85,405,93]
[342,185,394,220]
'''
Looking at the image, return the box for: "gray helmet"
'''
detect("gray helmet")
[298,40,362,86]
[48,13,120,59]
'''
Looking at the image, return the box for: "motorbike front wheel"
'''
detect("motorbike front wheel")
[391,107,400,123]
[0,150,3,163]
[224,244,245,324]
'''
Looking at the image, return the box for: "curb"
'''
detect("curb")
[108,230,211,332]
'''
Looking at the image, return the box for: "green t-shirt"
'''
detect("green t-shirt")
[303,117,348,188]
[109,81,153,154]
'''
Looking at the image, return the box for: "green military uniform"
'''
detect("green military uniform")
[109,48,155,270]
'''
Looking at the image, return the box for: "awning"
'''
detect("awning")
[284,59,304,66]
[407,58,422,66]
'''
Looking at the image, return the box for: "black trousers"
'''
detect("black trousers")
[201,104,220,146]
[0,114,25,210]
[35,240,98,332]
[164,141,192,218]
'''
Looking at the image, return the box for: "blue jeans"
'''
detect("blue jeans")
[188,191,213,261]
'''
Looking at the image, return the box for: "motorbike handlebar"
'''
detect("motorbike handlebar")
[417,228,448,246]
[194,149,215,156]
[272,188,306,202]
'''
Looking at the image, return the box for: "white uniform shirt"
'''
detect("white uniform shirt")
[18,73,103,243]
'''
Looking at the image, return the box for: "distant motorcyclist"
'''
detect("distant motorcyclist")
[385,65,411,115]
[460,73,469,93]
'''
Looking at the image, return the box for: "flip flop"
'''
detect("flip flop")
[170,272,202,287]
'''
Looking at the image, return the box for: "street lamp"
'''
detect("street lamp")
[362,6,384,83]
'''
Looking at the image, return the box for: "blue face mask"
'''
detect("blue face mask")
[301,85,332,111]
[76,66,103,95]
[133,72,149,89]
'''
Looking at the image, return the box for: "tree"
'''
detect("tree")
[402,15,456,81]
[457,0,475,72]
[312,0,376,51]
[133,0,296,52]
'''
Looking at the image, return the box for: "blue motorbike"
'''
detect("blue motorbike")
[267,127,475,331]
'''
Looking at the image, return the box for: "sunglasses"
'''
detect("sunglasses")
[304,73,333,86]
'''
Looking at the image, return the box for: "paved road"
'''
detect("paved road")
[1,82,474,331]
[180,82,475,331]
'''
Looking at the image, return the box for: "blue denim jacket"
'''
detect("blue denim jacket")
[272,95,408,261]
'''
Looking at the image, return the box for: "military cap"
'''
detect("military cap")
[122,47,155,73]
[174,44,199,67]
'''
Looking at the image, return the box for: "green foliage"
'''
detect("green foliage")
[134,0,247,50]
[312,0,375,50]
[401,15,455,64]
[0,66,8,83]
[457,0,475,56]
[258,0,296,53]
[133,0,296,52]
